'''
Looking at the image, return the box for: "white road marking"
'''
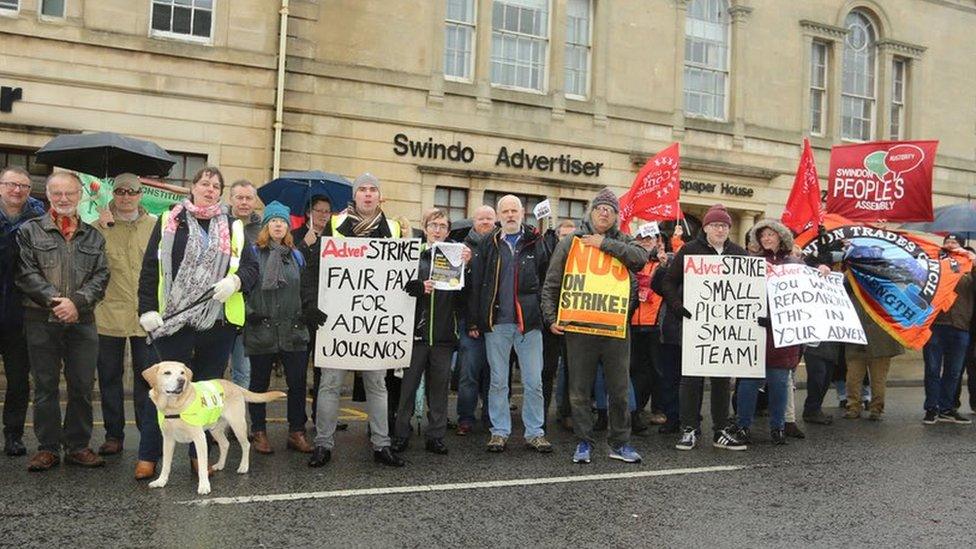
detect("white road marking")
[178,464,755,507]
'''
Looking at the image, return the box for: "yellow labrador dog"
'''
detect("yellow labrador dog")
[143,361,285,495]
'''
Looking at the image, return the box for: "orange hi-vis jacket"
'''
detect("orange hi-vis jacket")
[631,260,663,326]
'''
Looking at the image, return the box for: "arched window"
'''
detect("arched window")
[841,11,877,141]
[684,0,730,120]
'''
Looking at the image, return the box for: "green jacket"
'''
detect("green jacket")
[95,206,157,337]
[243,245,311,355]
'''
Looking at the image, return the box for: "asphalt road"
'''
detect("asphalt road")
[1,386,973,548]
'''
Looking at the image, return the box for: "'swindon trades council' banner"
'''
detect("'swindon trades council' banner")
[556,237,630,339]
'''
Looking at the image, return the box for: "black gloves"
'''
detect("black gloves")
[757,316,771,328]
[680,307,693,319]
[304,308,328,327]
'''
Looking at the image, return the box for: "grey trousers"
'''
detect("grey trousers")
[24,320,98,453]
[565,333,631,447]
[394,343,454,440]
[314,368,390,450]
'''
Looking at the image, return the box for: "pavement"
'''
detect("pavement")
[1,386,974,547]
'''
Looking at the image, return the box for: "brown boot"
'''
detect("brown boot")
[98,438,123,456]
[27,451,60,472]
[252,431,274,455]
[287,431,313,453]
[65,448,106,468]
[190,458,214,477]
[134,460,156,481]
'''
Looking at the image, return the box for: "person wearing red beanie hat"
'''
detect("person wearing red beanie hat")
[658,202,749,451]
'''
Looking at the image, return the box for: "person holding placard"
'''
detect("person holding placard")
[660,204,748,451]
[734,220,805,447]
[391,208,470,455]
[541,189,648,464]
[304,172,406,468]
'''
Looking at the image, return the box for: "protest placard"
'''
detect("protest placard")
[681,255,766,378]
[429,241,465,291]
[766,263,866,348]
[556,237,631,339]
[314,237,422,371]
[533,199,552,220]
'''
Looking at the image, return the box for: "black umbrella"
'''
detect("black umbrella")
[36,132,176,178]
[902,203,976,240]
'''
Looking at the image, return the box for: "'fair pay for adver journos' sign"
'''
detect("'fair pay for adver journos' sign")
[315,237,422,371]
[682,255,766,378]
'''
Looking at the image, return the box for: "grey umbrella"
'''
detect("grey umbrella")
[902,202,976,240]
[36,132,176,178]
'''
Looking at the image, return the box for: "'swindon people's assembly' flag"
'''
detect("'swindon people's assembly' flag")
[556,237,631,339]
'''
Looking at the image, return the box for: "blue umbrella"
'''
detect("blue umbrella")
[258,170,353,227]
[902,202,976,240]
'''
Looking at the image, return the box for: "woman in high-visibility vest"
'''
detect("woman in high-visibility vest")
[134,167,259,479]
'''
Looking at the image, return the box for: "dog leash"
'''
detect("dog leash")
[146,287,217,362]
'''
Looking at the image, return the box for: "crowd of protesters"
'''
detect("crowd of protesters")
[1,164,975,476]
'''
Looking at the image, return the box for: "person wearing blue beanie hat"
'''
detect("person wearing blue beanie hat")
[262,201,291,226]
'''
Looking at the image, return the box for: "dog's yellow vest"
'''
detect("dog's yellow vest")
[157,380,225,427]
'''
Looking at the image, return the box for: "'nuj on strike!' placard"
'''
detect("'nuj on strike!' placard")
[315,237,422,371]
[681,255,766,378]
[556,237,631,339]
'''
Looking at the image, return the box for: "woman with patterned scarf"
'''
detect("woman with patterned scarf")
[133,167,259,479]
[304,172,407,468]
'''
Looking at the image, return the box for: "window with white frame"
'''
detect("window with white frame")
[684,0,729,120]
[40,0,65,17]
[890,57,907,140]
[445,0,476,81]
[564,0,590,98]
[434,186,469,222]
[558,198,587,223]
[151,0,213,41]
[0,0,18,12]
[490,0,549,92]
[841,11,877,141]
[809,41,828,136]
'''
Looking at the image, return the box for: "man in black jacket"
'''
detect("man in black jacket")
[468,195,552,453]
[16,172,110,471]
[660,204,748,452]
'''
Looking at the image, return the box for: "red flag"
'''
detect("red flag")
[781,138,824,234]
[619,143,681,233]
[826,140,938,222]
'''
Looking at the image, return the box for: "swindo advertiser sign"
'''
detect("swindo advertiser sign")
[827,140,938,222]
[556,237,631,339]
[315,237,422,371]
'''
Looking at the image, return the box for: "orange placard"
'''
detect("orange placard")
[556,237,631,339]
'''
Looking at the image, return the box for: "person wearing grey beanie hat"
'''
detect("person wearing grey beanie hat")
[590,187,620,214]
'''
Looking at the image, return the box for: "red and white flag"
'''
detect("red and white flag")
[781,138,824,234]
[619,143,681,233]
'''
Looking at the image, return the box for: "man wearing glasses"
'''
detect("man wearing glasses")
[92,174,158,476]
[0,166,45,457]
[16,172,109,471]
[660,204,749,452]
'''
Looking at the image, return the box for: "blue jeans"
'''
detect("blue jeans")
[802,353,836,415]
[484,324,544,438]
[594,362,637,412]
[456,330,490,425]
[230,334,250,389]
[923,324,971,412]
[737,368,791,430]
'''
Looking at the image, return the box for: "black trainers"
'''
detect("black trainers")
[734,426,752,446]
[937,410,972,424]
[713,426,747,451]
[922,410,938,425]
[675,427,698,451]
[390,437,409,453]
[803,411,834,425]
[770,429,788,445]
